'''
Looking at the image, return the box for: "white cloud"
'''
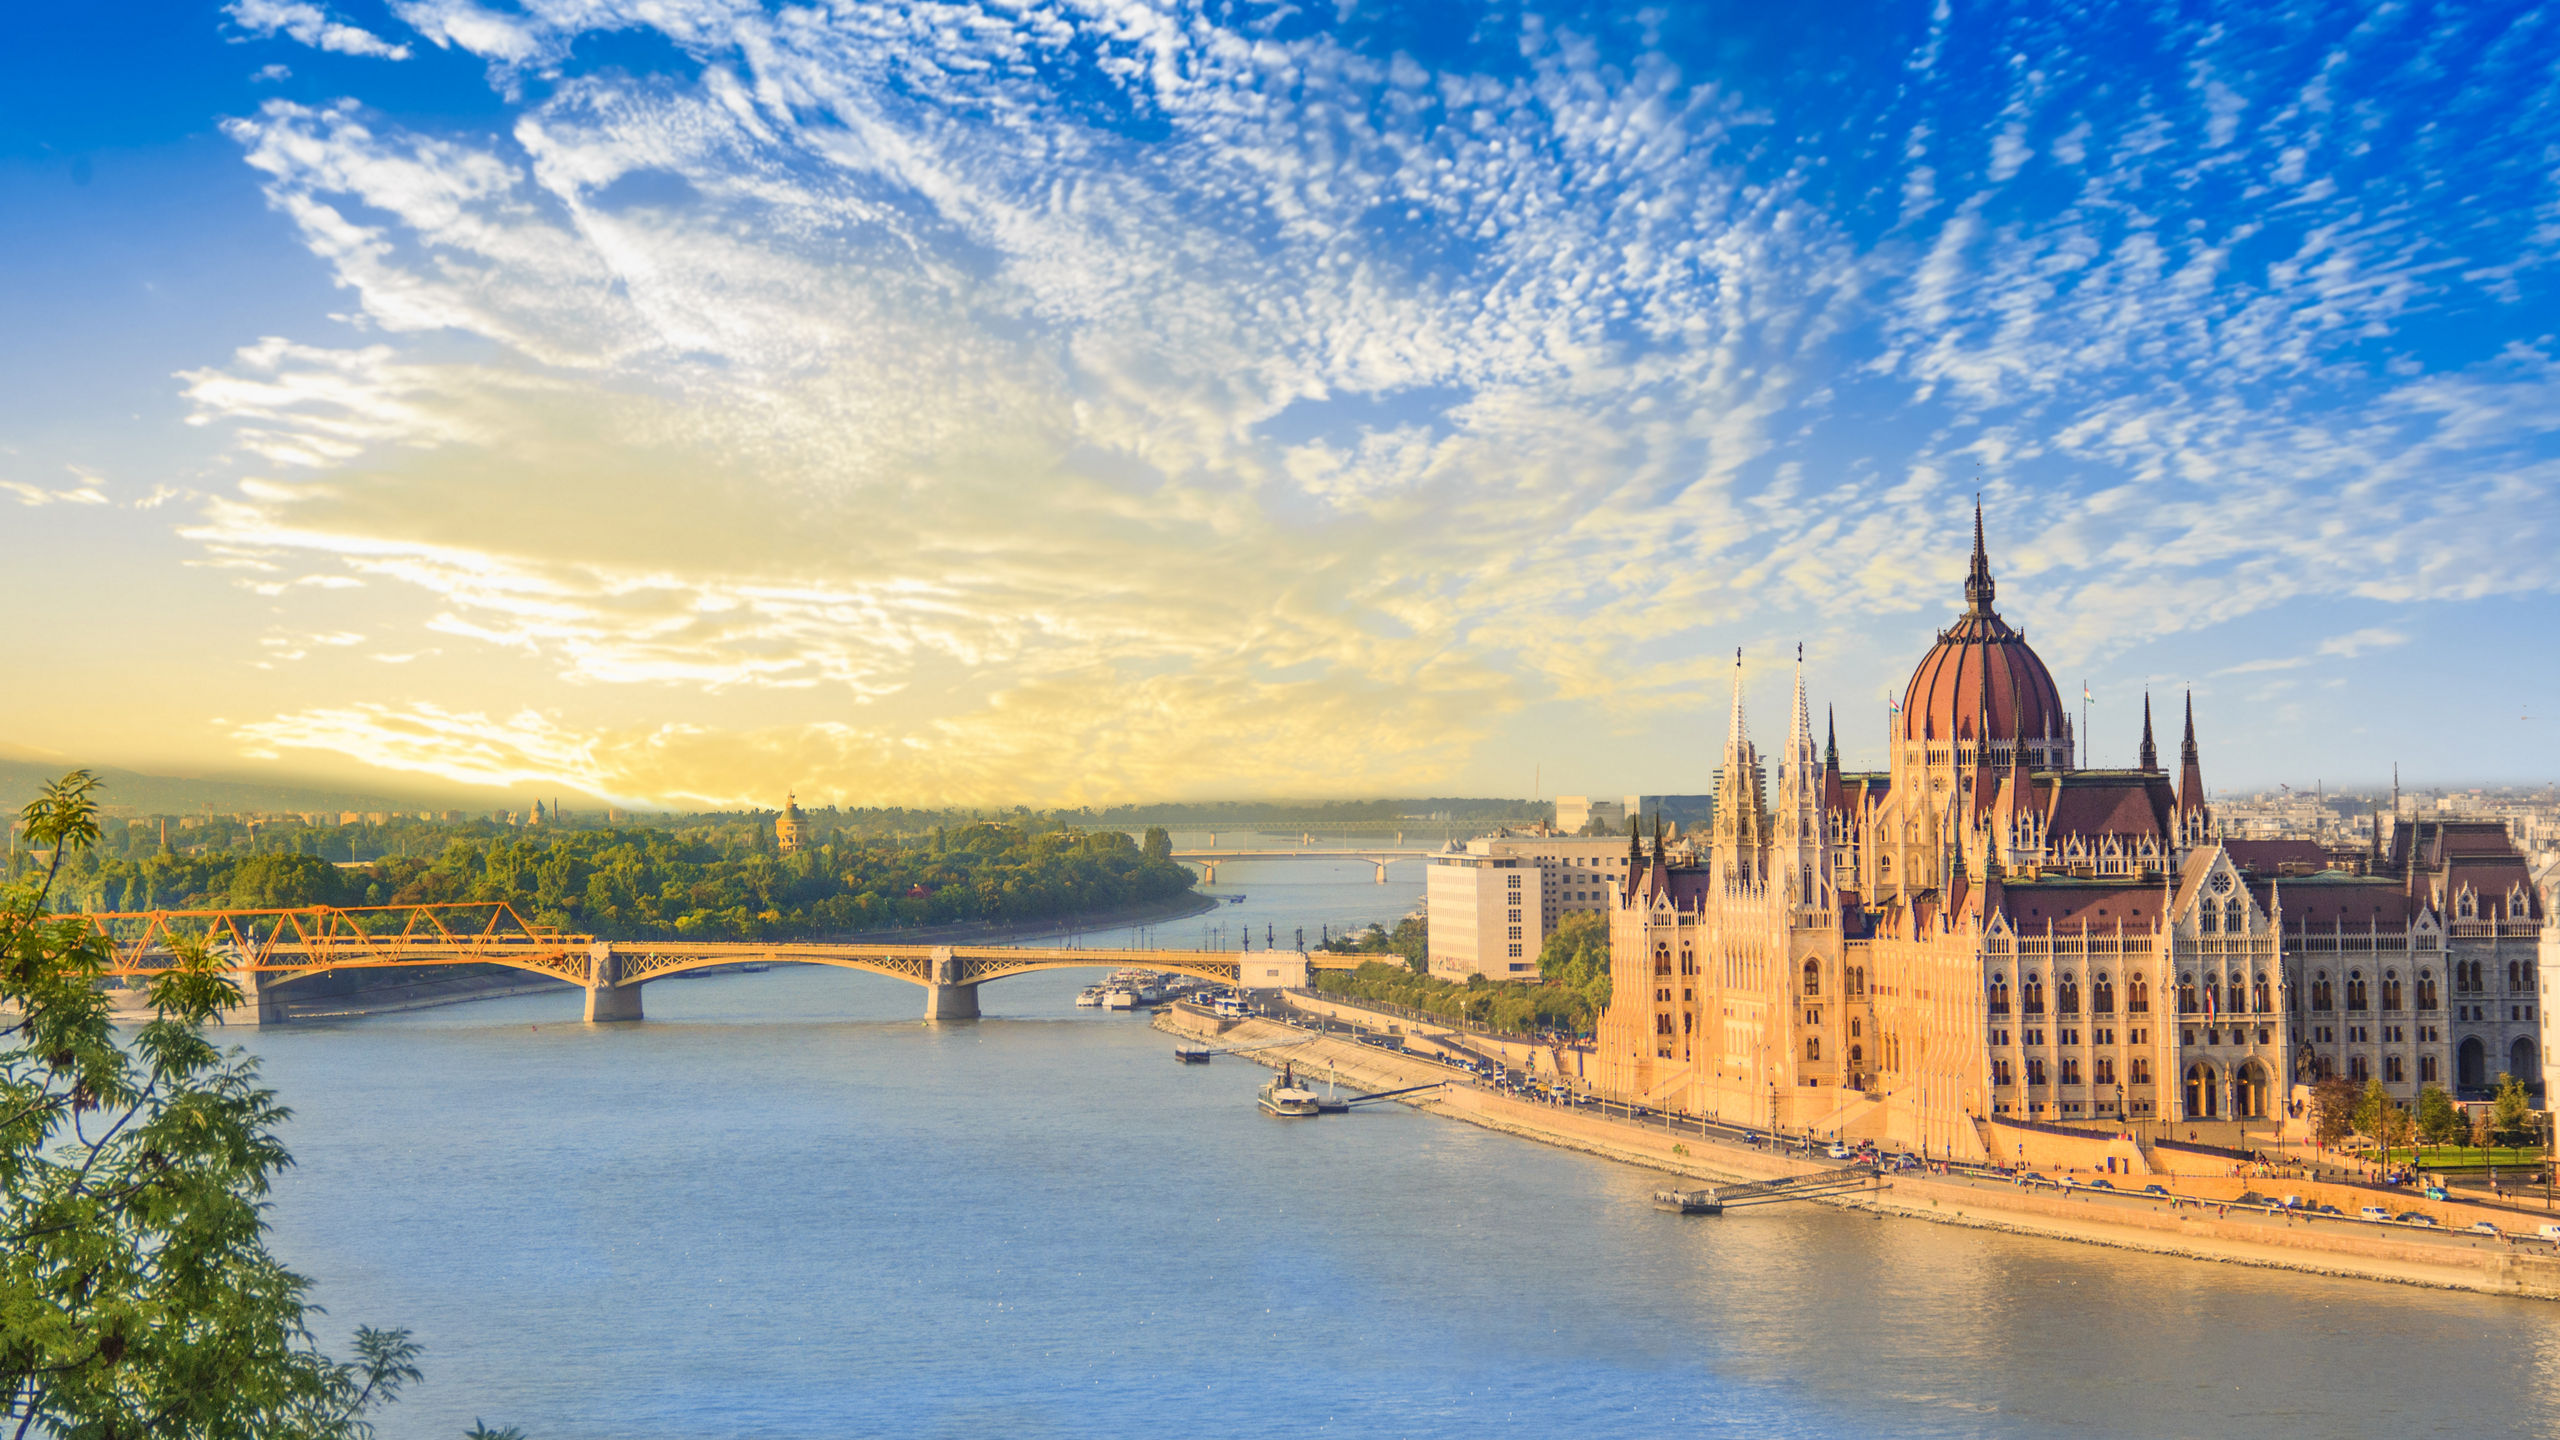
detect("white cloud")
[168,1,2560,802]
[225,0,412,60]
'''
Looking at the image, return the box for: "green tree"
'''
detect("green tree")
[2489,1072,2535,1147]
[2416,1084,2462,1146]
[227,851,349,910]
[1141,827,1172,863]
[2308,1076,2359,1148]
[1535,912,1611,1030]
[2,772,423,1436]
[2352,1076,2391,1141]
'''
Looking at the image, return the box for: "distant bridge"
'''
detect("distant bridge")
[65,903,1354,1025]
[1171,847,1437,884]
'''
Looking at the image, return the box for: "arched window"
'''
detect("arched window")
[1849,1043,1864,1073]
[2226,974,2245,1016]
[2510,960,2523,990]
[2092,973,2115,1014]
[2185,1064,2218,1119]
[2062,1056,2083,1086]
[2200,905,2219,935]
[1803,959,1820,997]
[2381,971,2402,1011]
[2058,975,2081,1015]
[1989,973,2011,1015]
[2127,975,2150,1013]
[1806,1036,1821,1062]
[2347,971,2368,1011]
[2348,1054,2369,1081]
[2225,900,2245,934]
[2312,971,2334,1011]
[2095,1056,2117,1085]
[1993,1059,2013,1087]
[2178,974,2198,1015]
[2023,973,2046,1014]
[2251,973,2271,1013]
[2235,1061,2269,1119]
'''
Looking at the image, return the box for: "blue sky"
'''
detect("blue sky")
[1,0,2554,806]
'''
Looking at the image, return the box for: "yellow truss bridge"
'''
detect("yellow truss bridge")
[68,902,1354,1024]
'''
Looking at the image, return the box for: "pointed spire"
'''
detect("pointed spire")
[1627,813,1642,868]
[2176,690,2207,818]
[1790,641,1812,759]
[1963,498,1996,617]
[1727,647,1750,752]
[1651,809,1666,868]
[1824,705,1839,771]
[2138,693,2158,771]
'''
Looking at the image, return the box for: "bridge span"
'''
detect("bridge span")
[1170,847,1436,884]
[69,903,1352,1025]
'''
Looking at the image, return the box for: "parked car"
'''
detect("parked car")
[2314,1204,2345,1216]
[2470,1221,2503,1236]
[2397,1212,2436,1227]
[2358,1206,2392,1222]
[2143,1184,2172,1198]
[2086,1178,2116,1190]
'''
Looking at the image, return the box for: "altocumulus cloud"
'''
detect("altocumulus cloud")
[183,0,2560,804]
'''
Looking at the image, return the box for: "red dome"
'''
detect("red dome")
[1898,510,2068,748]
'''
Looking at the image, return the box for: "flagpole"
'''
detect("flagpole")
[2081,680,2090,769]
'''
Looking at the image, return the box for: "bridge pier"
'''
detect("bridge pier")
[213,967,287,1027]
[585,942,644,1023]
[924,946,978,1021]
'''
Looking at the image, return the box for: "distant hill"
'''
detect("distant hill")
[0,760,482,819]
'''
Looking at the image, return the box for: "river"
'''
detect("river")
[242,849,2560,1438]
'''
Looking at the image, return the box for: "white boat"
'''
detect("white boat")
[1101,988,1138,1010]
[1258,1062,1320,1117]
[1074,986,1106,1007]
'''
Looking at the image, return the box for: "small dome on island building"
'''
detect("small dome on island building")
[776,791,810,854]
[1897,504,2072,766]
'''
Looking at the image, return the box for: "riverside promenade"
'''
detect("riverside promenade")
[1157,1003,2560,1302]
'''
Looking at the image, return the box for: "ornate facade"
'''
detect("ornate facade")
[1593,512,2547,1159]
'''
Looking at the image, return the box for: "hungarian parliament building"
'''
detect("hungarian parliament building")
[1592,512,2549,1159]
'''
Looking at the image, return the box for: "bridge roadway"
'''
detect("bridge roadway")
[68,903,1354,1026]
[1170,847,1436,884]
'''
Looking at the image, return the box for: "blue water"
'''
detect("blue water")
[241,855,2560,1439]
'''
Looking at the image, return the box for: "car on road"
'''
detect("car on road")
[2314,1204,2344,1216]
[2423,1185,2451,1202]
[2143,1184,2172,1198]
[2470,1221,2503,1236]
[2359,1206,2392,1222]
[1826,1144,1851,1160]
[2086,1178,2116,1190]
[2397,1213,2436,1227]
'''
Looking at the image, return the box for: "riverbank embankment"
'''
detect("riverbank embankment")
[1155,1004,2560,1301]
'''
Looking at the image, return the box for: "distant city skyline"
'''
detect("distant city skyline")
[3,2,2555,806]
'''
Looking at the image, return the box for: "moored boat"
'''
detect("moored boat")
[1257,1061,1319,1116]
